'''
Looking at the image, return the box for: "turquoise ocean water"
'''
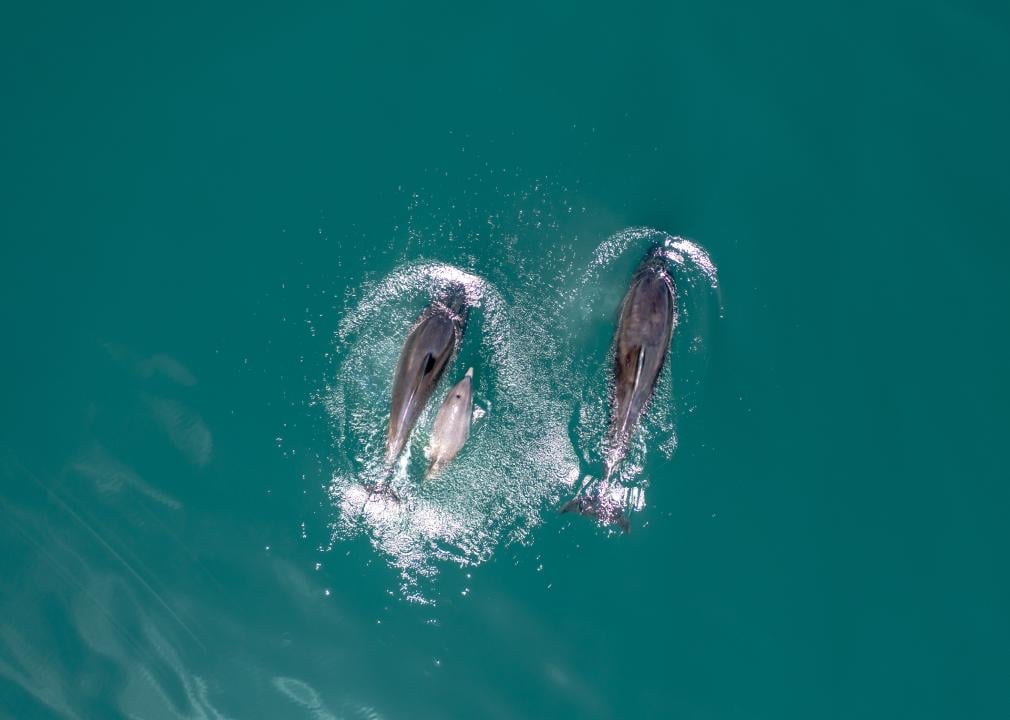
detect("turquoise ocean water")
[2,2,1009,718]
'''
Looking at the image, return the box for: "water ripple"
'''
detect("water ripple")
[323,227,719,596]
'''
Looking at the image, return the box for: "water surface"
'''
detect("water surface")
[2,2,1009,718]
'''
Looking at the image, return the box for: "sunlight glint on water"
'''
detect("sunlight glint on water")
[324,228,718,597]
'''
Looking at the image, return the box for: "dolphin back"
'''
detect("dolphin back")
[426,368,474,478]
[610,258,676,450]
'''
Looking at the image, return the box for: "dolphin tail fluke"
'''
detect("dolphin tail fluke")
[559,491,630,533]
[559,495,582,515]
[423,461,442,483]
[362,481,401,504]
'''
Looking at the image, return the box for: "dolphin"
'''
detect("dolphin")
[385,289,468,465]
[425,367,474,479]
[562,247,676,529]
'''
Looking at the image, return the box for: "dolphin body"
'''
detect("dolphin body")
[563,248,676,530]
[385,290,468,465]
[425,367,474,479]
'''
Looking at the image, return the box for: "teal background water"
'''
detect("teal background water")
[2,2,1009,718]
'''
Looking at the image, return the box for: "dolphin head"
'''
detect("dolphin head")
[639,244,669,273]
[435,284,469,329]
[633,246,673,292]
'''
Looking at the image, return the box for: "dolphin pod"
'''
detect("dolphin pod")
[375,245,678,531]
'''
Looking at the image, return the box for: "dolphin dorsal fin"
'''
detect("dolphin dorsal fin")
[413,352,435,397]
[398,352,434,429]
[633,345,646,392]
[615,346,647,441]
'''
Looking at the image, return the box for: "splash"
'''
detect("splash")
[321,227,719,596]
[587,227,719,291]
[324,261,581,597]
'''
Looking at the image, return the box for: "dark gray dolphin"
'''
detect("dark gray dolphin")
[605,249,676,477]
[562,247,676,529]
[385,289,468,464]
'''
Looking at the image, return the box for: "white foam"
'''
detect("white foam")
[326,261,580,595]
[322,228,719,597]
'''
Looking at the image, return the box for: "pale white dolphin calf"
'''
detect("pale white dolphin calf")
[425,367,474,478]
